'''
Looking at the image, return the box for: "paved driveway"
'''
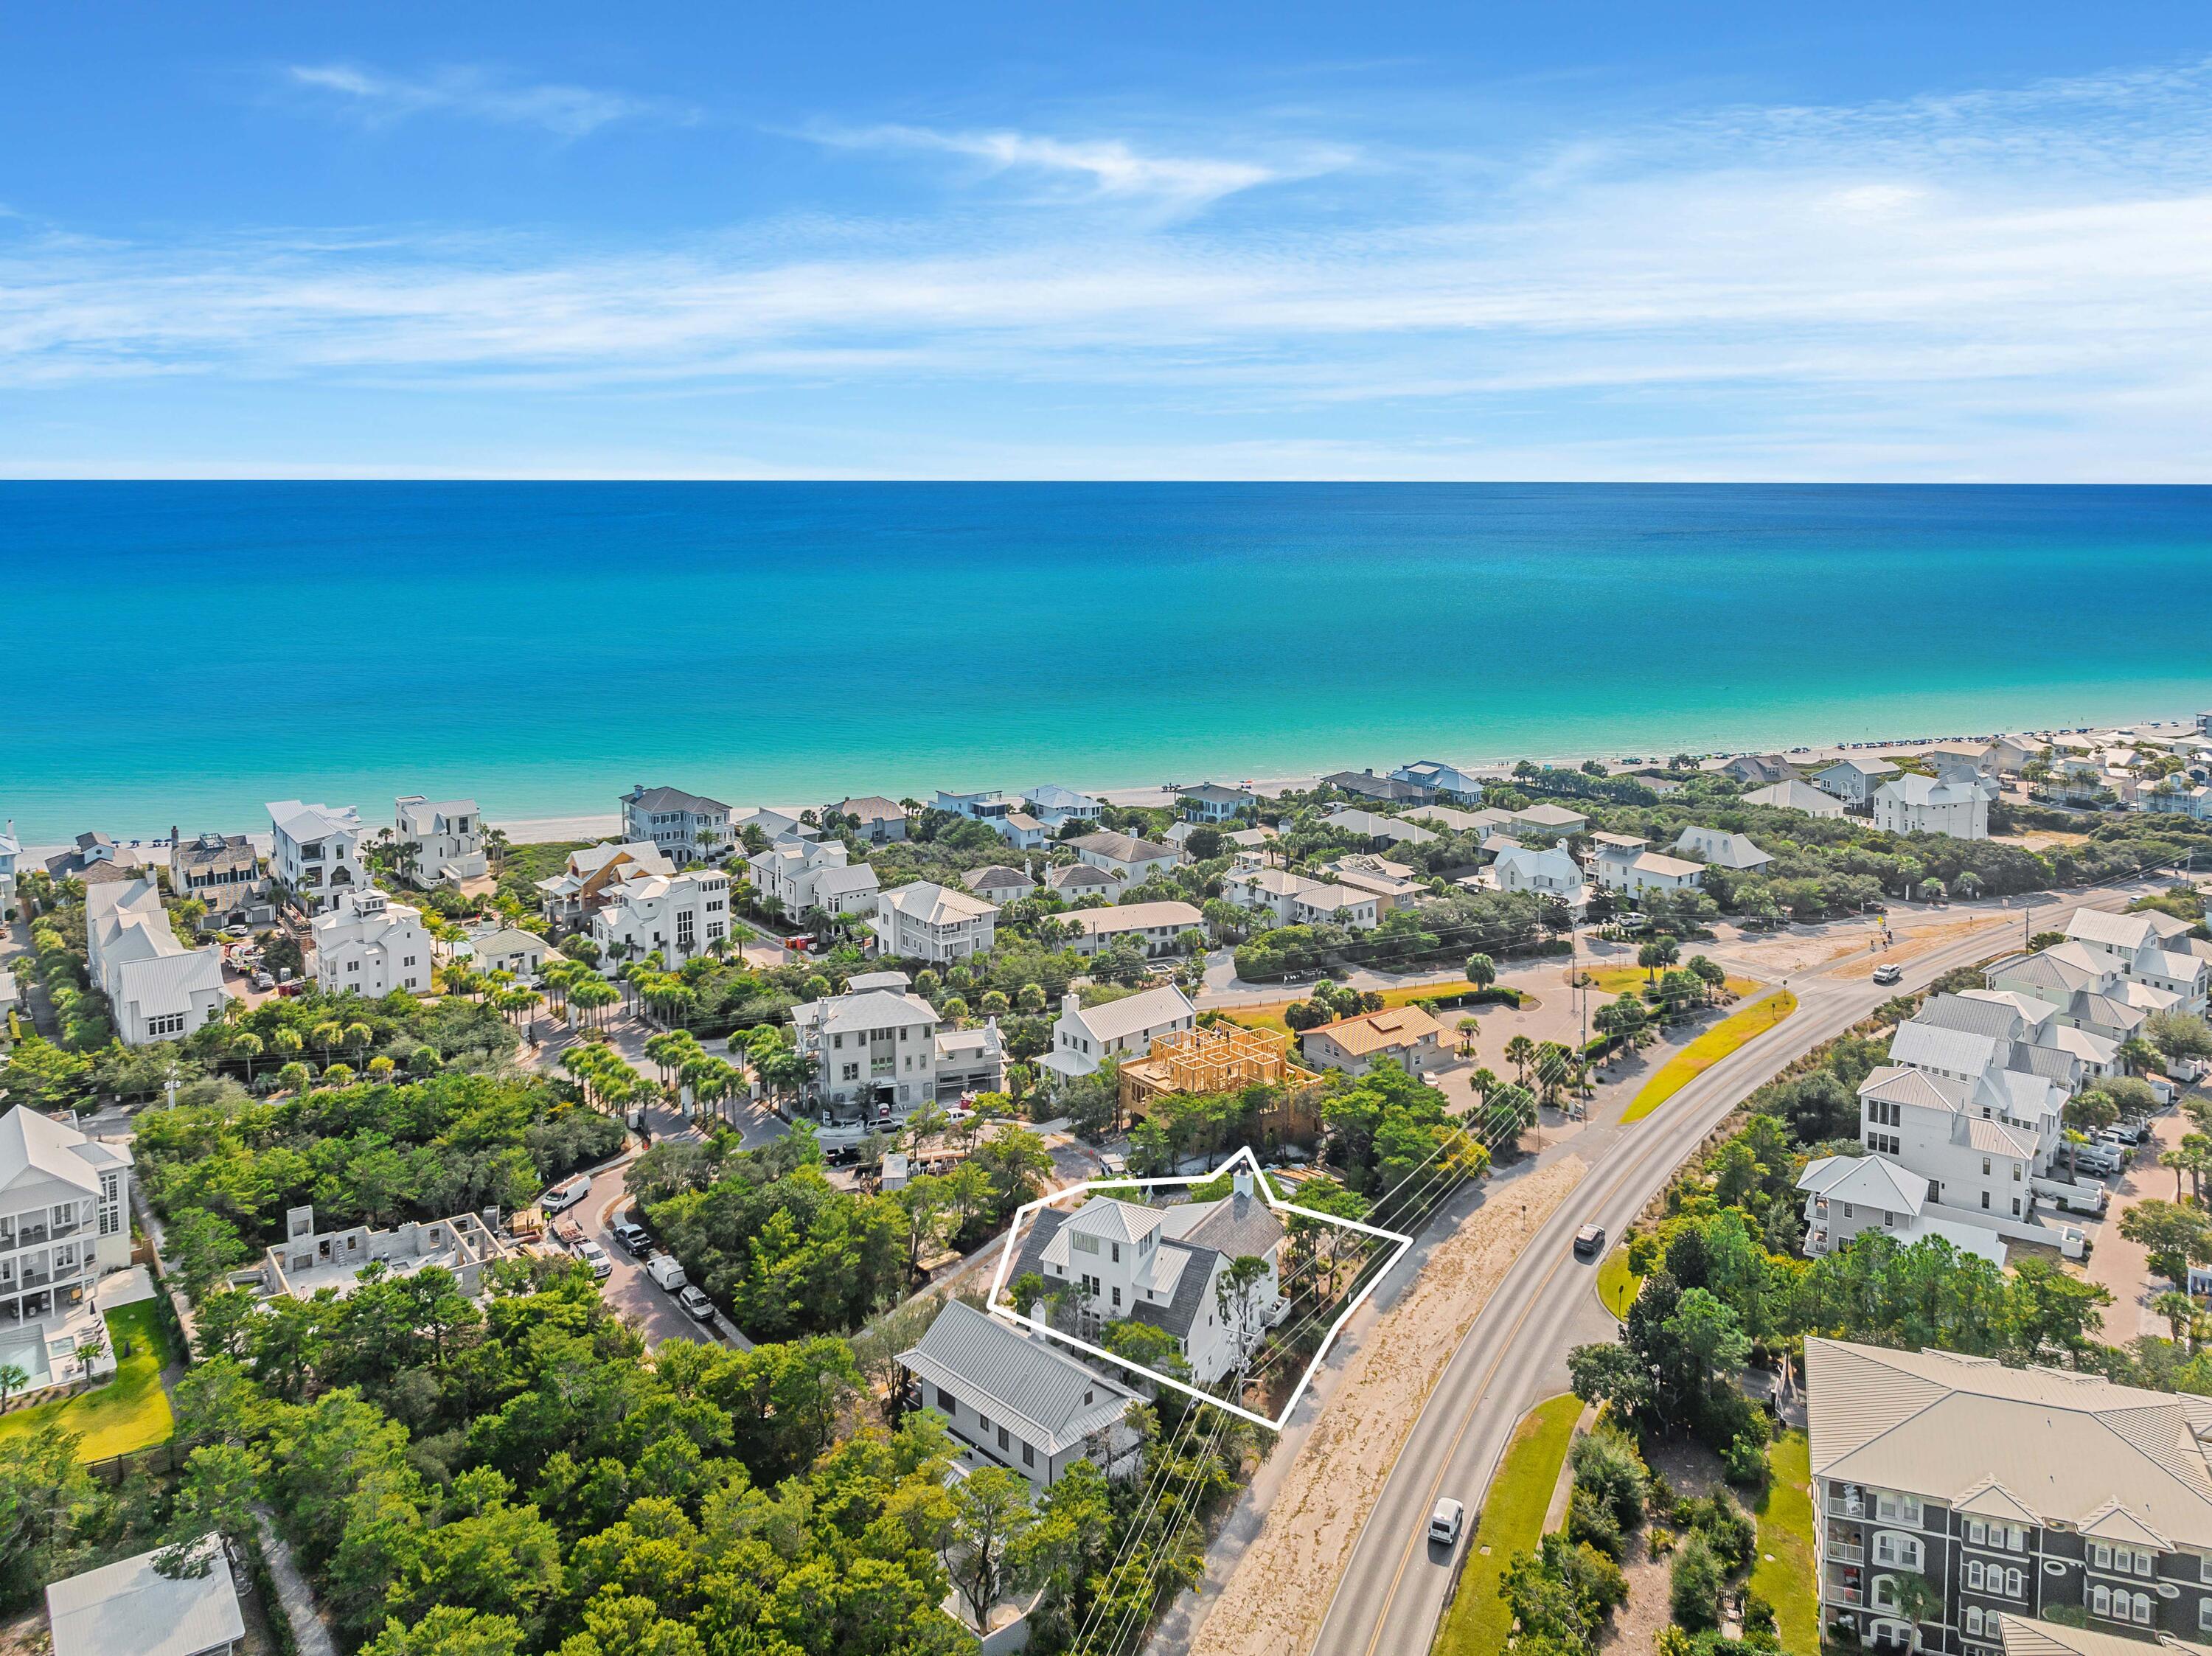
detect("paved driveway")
[2079,1099,2197,1344]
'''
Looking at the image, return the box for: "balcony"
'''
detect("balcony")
[1826,1578,1865,1608]
[1828,1542,1865,1565]
[1828,1495,1868,1520]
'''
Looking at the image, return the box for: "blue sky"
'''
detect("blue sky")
[6,2,2211,479]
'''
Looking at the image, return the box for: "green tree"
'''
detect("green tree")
[942,1466,1037,1627]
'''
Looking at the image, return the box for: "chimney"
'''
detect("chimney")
[1232,1169,1254,1199]
[1062,993,1079,1018]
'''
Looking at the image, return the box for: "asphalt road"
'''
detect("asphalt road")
[1303,884,2153,1656]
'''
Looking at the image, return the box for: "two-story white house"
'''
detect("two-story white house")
[1024,785,1105,828]
[1008,1177,1287,1385]
[1067,832,1183,887]
[85,877,229,1045]
[792,984,1005,1117]
[1040,987,1197,1084]
[267,800,366,915]
[1587,835,1706,895]
[872,881,998,963]
[1219,866,1380,930]
[0,820,18,918]
[1874,773,1991,839]
[1485,843,1589,906]
[392,796,488,885]
[899,1299,1142,1489]
[1063,901,1204,959]
[591,869,731,967]
[0,1108,133,1342]
[748,832,880,920]
[620,784,734,863]
[311,888,434,998]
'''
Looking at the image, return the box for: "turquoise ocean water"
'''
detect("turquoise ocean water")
[5,482,2211,843]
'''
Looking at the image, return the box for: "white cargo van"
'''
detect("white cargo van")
[647,1253,689,1292]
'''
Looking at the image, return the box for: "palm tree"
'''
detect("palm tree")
[366,1055,396,1082]
[321,1063,355,1088]
[0,1362,29,1410]
[1503,1035,1536,1088]
[229,1030,263,1081]
[1454,1016,1481,1057]
[310,1019,344,1057]
[2156,1290,2200,1347]
[2164,1146,2191,1200]
[343,1020,374,1064]
[272,1026,304,1064]
[275,1061,312,1094]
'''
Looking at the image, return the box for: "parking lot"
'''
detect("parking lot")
[2078,1098,2196,1344]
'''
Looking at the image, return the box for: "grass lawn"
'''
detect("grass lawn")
[1225,978,1489,1037]
[1621,990,1798,1124]
[1582,964,1761,999]
[1596,1246,1643,1320]
[1433,1393,1583,1656]
[1751,1430,1820,1654]
[0,1301,176,1461]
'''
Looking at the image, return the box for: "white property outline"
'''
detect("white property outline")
[986,1145,1415,1430]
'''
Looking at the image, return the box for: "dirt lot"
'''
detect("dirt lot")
[1600,1438,1731,1655]
[1189,1155,1589,1656]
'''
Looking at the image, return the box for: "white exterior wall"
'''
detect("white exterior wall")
[268,802,366,915]
[1862,1096,2034,1218]
[1047,995,1195,1075]
[1872,784,1990,840]
[393,797,487,883]
[312,891,434,997]
[591,871,731,967]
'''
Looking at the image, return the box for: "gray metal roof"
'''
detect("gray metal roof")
[1912,993,2024,1042]
[900,1299,1135,1455]
[48,1535,245,1656]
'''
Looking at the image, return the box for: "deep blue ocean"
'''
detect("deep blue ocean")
[6,482,2211,843]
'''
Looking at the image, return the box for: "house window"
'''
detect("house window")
[1022,1442,1034,1468]
[2199,1598,2212,1634]
[938,1386,956,1413]
[2135,1593,2153,1625]
[997,1425,1010,1453]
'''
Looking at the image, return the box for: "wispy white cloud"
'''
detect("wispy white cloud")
[285,63,685,138]
[809,122,1309,209]
[9,57,2212,477]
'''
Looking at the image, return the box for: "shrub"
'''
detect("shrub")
[1566,1487,1625,1561]
[1724,1431,1770,1488]
[1647,1525,1677,1558]
[1571,1428,1651,1531]
[1669,1534,1725,1632]
[1693,1492,1756,1573]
